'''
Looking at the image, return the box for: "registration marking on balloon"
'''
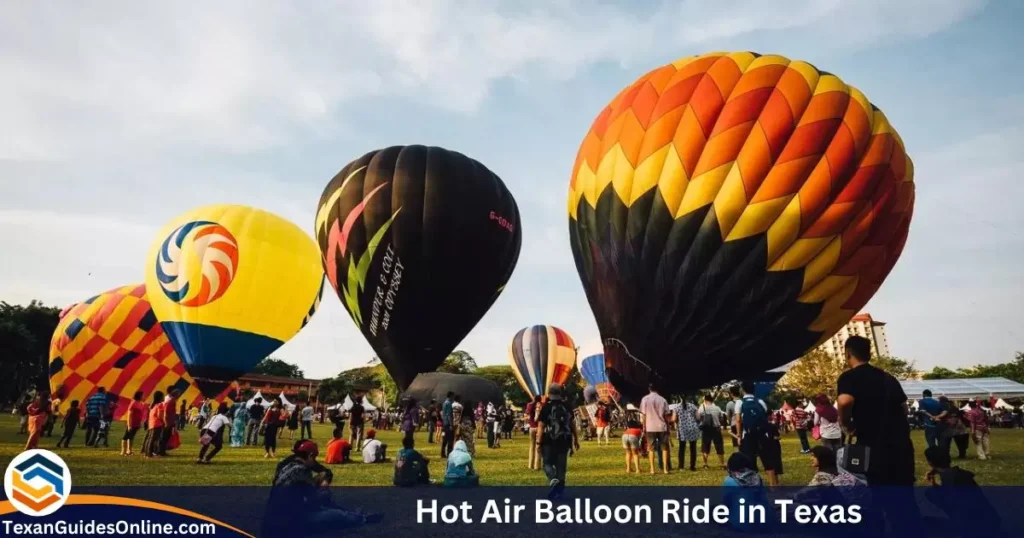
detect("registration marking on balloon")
[369,243,404,337]
[156,220,239,307]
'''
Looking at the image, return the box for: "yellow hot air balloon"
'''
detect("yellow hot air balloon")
[144,204,324,396]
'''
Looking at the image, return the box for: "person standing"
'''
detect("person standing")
[536,384,579,500]
[348,396,366,449]
[836,335,918,531]
[55,400,81,448]
[812,393,842,451]
[525,396,541,469]
[485,402,498,449]
[441,392,455,458]
[917,389,945,449]
[301,401,314,440]
[197,403,232,464]
[142,391,165,458]
[725,385,743,448]
[177,399,187,431]
[426,400,438,444]
[594,401,611,445]
[939,396,969,459]
[965,400,991,460]
[246,398,265,446]
[640,384,670,474]
[24,393,50,450]
[263,400,283,458]
[736,381,769,469]
[696,394,726,469]
[159,389,180,455]
[791,402,812,454]
[230,401,249,448]
[121,391,145,456]
[84,387,107,446]
[671,397,700,472]
[399,398,418,445]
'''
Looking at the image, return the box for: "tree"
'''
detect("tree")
[923,366,958,380]
[872,356,919,380]
[474,365,530,405]
[438,350,477,374]
[0,301,60,407]
[921,353,1024,384]
[251,357,304,378]
[778,350,846,401]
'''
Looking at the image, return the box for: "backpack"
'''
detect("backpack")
[740,396,768,433]
[543,401,573,445]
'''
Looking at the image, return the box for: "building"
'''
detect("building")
[236,373,321,400]
[817,313,891,358]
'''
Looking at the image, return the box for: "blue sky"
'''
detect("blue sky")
[1,1,1021,378]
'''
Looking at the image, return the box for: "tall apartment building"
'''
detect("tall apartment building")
[817,313,891,358]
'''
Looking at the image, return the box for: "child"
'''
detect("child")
[197,403,232,464]
[325,428,352,464]
[56,400,80,448]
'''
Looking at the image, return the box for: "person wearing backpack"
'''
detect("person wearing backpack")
[696,394,726,469]
[536,383,579,500]
[736,381,769,470]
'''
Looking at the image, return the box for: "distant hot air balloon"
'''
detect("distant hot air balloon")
[144,205,324,396]
[577,352,619,403]
[508,325,576,399]
[316,145,521,390]
[568,52,914,399]
[49,284,240,419]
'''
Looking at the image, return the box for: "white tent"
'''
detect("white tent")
[277,392,296,411]
[625,403,638,411]
[343,395,377,412]
[804,402,815,413]
[995,398,1014,410]
[245,391,265,408]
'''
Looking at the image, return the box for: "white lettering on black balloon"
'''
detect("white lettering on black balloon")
[369,243,403,337]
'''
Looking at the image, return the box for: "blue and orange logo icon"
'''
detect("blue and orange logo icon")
[156,220,239,307]
[4,449,72,516]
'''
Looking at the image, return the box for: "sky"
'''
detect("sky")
[2,0,1022,378]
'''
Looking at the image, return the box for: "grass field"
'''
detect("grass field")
[2,415,1023,486]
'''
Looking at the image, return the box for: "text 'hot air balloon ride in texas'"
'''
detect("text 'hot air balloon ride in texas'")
[316,145,521,390]
[568,52,914,399]
[145,204,324,397]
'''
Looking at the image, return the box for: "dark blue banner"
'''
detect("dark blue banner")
[1,486,1020,537]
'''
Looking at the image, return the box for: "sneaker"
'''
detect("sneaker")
[547,478,560,500]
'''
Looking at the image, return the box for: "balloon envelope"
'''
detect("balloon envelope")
[568,51,914,399]
[508,325,576,399]
[401,372,504,409]
[144,205,324,396]
[577,353,619,403]
[49,284,240,418]
[316,145,521,390]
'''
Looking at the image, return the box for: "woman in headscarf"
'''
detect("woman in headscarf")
[399,398,418,445]
[230,401,249,448]
[475,402,486,440]
[458,400,476,456]
[443,440,480,488]
[812,393,842,451]
[24,393,50,450]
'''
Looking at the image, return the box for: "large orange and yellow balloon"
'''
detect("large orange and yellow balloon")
[49,284,239,419]
[568,52,914,398]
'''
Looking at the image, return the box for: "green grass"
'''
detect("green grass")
[2,415,1023,486]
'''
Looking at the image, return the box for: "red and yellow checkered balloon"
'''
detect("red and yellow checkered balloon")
[569,52,914,397]
[49,284,238,418]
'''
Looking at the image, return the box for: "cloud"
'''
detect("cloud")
[0,0,985,160]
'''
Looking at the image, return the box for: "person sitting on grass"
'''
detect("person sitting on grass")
[393,436,430,487]
[923,445,999,536]
[443,440,480,488]
[361,429,388,463]
[325,428,352,464]
[721,452,767,531]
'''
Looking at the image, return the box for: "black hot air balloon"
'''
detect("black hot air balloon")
[316,145,522,389]
[568,52,914,399]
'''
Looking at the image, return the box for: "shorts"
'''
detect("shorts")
[621,434,641,449]
[122,427,140,442]
[646,431,669,448]
[700,427,724,455]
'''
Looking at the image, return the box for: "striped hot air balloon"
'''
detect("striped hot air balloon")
[508,325,576,399]
[568,51,914,399]
[48,284,240,419]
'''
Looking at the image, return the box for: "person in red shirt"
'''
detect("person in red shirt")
[24,393,50,450]
[121,391,145,456]
[160,388,180,456]
[143,391,165,458]
[325,427,352,464]
[791,403,811,454]
[965,400,991,460]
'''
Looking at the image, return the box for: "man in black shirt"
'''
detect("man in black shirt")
[247,398,265,446]
[837,335,918,531]
[349,396,365,449]
[536,383,580,500]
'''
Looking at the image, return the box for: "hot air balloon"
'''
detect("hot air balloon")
[577,352,619,403]
[568,52,914,399]
[508,325,577,399]
[144,205,324,396]
[49,284,240,419]
[316,145,521,389]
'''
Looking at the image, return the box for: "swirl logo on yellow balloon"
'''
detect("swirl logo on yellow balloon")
[156,221,239,307]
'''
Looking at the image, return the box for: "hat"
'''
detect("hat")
[366,429,377,438]
[295,440,319,458]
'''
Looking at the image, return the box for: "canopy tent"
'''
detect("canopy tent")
[804,402,816,413]
[900,377,1024,400]
[960,403,992,413]
[245,391,265,409]
[342,395,377,412]
[995,398,1014,410]
[277,392,296,411]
